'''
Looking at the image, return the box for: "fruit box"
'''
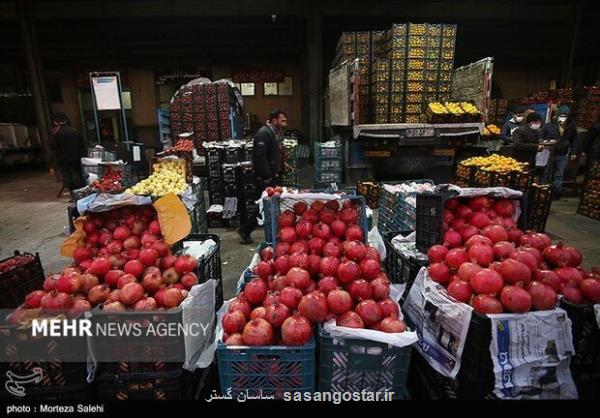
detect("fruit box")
[0,251,45,309]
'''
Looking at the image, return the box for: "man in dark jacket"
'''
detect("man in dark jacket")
[512,112,544,167]
[237,109,288,244]
[501,105,526,145]
[539,105,578,196]
[51,113,85,199]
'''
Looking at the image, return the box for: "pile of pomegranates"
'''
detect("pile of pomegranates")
[222,198,408,347]
[427,195,600,314]
[9,205,199,324]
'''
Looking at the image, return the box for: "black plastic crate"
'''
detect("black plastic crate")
[383,230,428,295]
[415,189,526,254]
[1,382,93,400]
[206,147,224,166]
[0,251,45,308]
[208,165,221,179]
[208,211,224,228]
[318,328,412,399]
[240,162,254,179]
[223,182,239,198]
[222,164,238,183]
[225,147,243,164]
[97,370,183,400]
[527,185,553,233]
[559,299,600,399]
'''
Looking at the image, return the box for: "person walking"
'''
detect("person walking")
[51,113,85,201]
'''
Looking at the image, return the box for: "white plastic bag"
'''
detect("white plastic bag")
[368,226,386,260]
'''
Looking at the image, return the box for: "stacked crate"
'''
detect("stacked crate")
[574,86,600,129]
[578,162,600,221]
[282,138,299,187]
[239,162,259,226]
[362,23,456,124]
[488,98,508,125]
[170,81,244,153]
[314,141,343,187]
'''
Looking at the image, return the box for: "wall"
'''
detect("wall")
[212,65,303,134]
[493,67,558,100]
[127,68,158,127]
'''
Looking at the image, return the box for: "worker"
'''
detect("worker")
[51,113,85,201]
[539,105,578,198]
[501,105,526,144]
[512,112,544,167]
[237,109,288,244]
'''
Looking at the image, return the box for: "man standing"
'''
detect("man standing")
[539,105,578,198]
[51,113,85,200]
[501,105,526,145]
[512,112,544,166]
[237,109,288,244]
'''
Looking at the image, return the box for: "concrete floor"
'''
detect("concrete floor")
[1,170,600,301]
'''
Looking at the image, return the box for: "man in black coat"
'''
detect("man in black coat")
[512,112,544,167]
[237,109,288,244]
[539,105,578,196]
[51,113,85,199]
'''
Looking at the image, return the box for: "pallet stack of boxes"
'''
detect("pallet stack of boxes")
[170,81,244,154]
[335,23,456,124]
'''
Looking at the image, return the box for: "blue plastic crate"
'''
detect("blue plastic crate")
[377,179,434,235]
[318,328,412,399]
[314,142,343,159]
[269,194,369,249]
[216,338,316,399]
[236,242,270,295]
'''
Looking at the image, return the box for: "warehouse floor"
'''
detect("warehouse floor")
[1,169,600,301]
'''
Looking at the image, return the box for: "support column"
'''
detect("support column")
[561,1,583,88]
[16,0,52,169]
[306,4,323,147]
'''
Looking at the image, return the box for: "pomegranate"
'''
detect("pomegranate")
[40,291,73,311]
[317,276,339,295]
[443,209,455,224]
[339,207,359,224]
[148,220,161,236]
[443,230,463,248]
[302,209,319,224]
[460,225,479,242]
[153,241,169,257]
[117,274,137,289]
[323,241,343,258]
[79,273,99,293]
[158,268,178,286]
[563,286,584,304]
[162,288,185,308]
[465,235,493,248]
[229,296,252,319]
[124,259,145,278]
[293,201,308,216]
[298,291,329,323]
[337,261,361,283]
[73,246,93,265]
[345,240,367,262]
[265,302,291,328]
[482,225,509,244]
[471,269,504,295]
[108,255,126,269]
[564,246,582,268]
[181,272,198,289]
[317,257,339,277]
[250,307,267,320]
[269,274,289,291]
[355,299,382,326]
[286,268,311,290]
[138,248,158,267]
[555,267,583,287]
[89,258,111,277]
[243,278,268,305]
[223,310,247,334]
[427,245,449,264]
[454,205,473,220]
[494,199,514,217]
[307,254,322,276]
[360,259,381,281]
[307,238,325,255]
[510,250,539,272]
[445,248,469,270]
[275,243,290,257]
[24,290,46,308]
[348,279,372,302]
[527,281,557,310]
[378,299,400,318]
[470,212,491,229]
[262,291,279,307]
[534,269,561,292]
[103,301,126,312]
[326,289,353,315]
[498,259,531,286]
[448,280,473,303]
[345,225,364,242]
[330,220,347,238]
[450,218,467,230]
[295,220,313,239]
[472,294,503,314]
[123,249,140,261]
[579,279,600,303]
[281,314,313,346]
[134,297,158,311]
[224,333,245,346]
[428,263,451,284]
[174,255,197,274]
[288,252,309,270]
[274,255,291,275]
[543,243,570,268]
[468,244,494,267]
[106,289,121,303]
[469,196,493,212]
[279,226,297,243]
[379,316,407,333]
[260,246,274,261]
[311,200,325,213]
[242,318,274,346]
[337,311,365,328]
[279,286,303,310]
[257,261,273,280]
[500,286,532,313]
[457,262,482,282]
[56,273,82,294]
[320,208,337,225]
[371,277,390,301]
[68,299,92,317]
[113,225,131,241]
[493,241,515,260]
[86,284,110,305]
